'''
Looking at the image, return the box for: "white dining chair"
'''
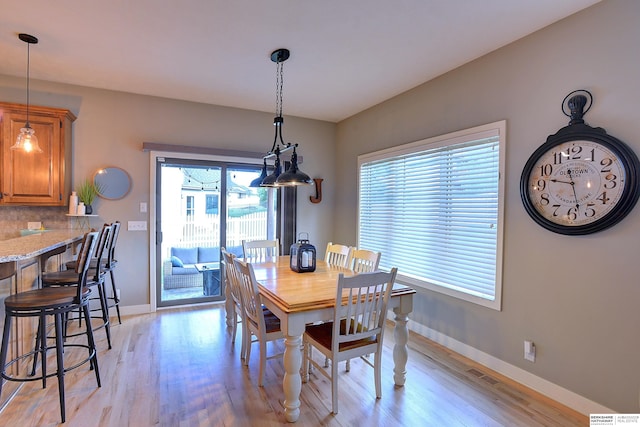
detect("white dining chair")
[222,248,247,360]
[324,242,352,268]
[303,268,398,414]
[233,258,284,386]
[348,248,381,273]
[242,239,280,261]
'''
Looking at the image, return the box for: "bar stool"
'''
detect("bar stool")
[0,231,101,423]
[43,224,113,349]
[65,221,122,325]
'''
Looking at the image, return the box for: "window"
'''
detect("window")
[358,121,505,310]
[206,194,219,214]
[185,195,194,218]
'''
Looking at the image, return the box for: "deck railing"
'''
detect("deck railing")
[174,211,267,248]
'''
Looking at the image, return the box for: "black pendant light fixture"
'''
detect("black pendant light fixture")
[256,48,312,187]
[11,33,43,154]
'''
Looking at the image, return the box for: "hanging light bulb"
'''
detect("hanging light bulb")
[11,33,43,154]
[258,49,312,187]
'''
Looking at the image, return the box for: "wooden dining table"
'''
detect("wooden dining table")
[248,256,416,423]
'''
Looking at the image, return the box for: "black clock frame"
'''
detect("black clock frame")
[520,96,640,235]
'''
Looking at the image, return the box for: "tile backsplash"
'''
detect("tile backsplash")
[0,206,70,236]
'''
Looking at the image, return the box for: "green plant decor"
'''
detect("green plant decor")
[76,179,102,207]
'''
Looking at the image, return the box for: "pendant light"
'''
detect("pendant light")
[259,49,312,187]
[11,33,43,154]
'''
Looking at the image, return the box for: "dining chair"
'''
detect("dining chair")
[348,248,381,273]
[242,239,280,261]
[221,247,247,360]
[233,258,284,386]
[303,268,398,414]
[324,242,352,268]
[44,223,113,349]
[0,231,101,423]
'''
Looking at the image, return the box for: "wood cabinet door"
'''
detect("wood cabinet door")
[1,111,64,205]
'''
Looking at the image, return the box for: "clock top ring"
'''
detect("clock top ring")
[520,90,640,235]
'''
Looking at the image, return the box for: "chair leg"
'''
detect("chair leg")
[30,316,43,378]
[0,314,12,397]
[53,313,66,423]
[83,304,101,385]
[109,270,121,324]
[258,339,266,386]
[331,354,339,414]
[97,283,112,349]
[239,319,247,361]
[244,332,252,366]
[374,350,382,399]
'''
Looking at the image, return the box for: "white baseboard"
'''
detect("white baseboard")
[407,319,612,416]
[112,304,153,318]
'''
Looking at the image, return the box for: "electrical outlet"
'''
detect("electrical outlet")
[127,220,147,231]
[524,340,536,362]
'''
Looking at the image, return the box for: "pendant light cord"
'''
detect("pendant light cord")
[25,41,31,126]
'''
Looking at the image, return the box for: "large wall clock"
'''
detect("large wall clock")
[520,90,640,235]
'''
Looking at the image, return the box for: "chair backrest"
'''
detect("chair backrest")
[332,268,398,349]
[221,247,242,309]
[75,231,99,301]
[325,242,352,268]
[348,249,381,273]
[91,224,113,280]
[242,239,279,261]
[106,220,121,268]
[233,258,265,331]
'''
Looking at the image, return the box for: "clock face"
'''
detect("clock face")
[526,139,626,227]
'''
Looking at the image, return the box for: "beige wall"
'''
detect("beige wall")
[335,0,639,413]
[0,77,336,308]
[1,0,636,415]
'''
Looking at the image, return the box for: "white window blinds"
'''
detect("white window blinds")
[358,121,505,309]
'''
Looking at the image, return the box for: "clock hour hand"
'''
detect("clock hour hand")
[549,178,573,185]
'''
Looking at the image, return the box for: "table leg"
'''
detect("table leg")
[392,308,409,386]
[282,333,302,422]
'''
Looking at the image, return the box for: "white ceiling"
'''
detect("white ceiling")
[1,0,600,123]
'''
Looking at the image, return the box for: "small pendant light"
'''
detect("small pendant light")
[259,49,312,187]
[11,33,43,154]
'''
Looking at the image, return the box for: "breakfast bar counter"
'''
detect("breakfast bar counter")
[0,230,84,262]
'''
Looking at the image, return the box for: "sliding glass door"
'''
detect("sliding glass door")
[156,157,276,307]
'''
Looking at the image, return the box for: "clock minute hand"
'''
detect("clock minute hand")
[566,170,580,208]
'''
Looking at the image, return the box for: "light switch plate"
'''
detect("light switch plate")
[127,221,147,231]
[28,221,42,230]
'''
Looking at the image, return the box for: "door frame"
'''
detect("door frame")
[148,150,263,311]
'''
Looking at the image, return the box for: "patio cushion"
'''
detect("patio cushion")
[171,255,184,267]
[198,247,220,263]
[171,247,198,265]
[172,266,199,275]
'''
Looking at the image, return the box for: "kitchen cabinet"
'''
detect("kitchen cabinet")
[0,102,76,206]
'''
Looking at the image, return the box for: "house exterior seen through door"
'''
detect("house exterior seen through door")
[156,158,276,307]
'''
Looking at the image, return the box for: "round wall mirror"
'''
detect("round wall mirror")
[94,167,131,200]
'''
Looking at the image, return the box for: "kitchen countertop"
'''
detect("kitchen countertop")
[0,230,84,262]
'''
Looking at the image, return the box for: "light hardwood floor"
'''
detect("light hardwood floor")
[0,304,588,426]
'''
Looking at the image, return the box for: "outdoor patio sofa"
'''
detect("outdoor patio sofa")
[163,245,243,289]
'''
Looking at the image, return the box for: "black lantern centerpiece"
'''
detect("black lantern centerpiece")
[290,233,316,273]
